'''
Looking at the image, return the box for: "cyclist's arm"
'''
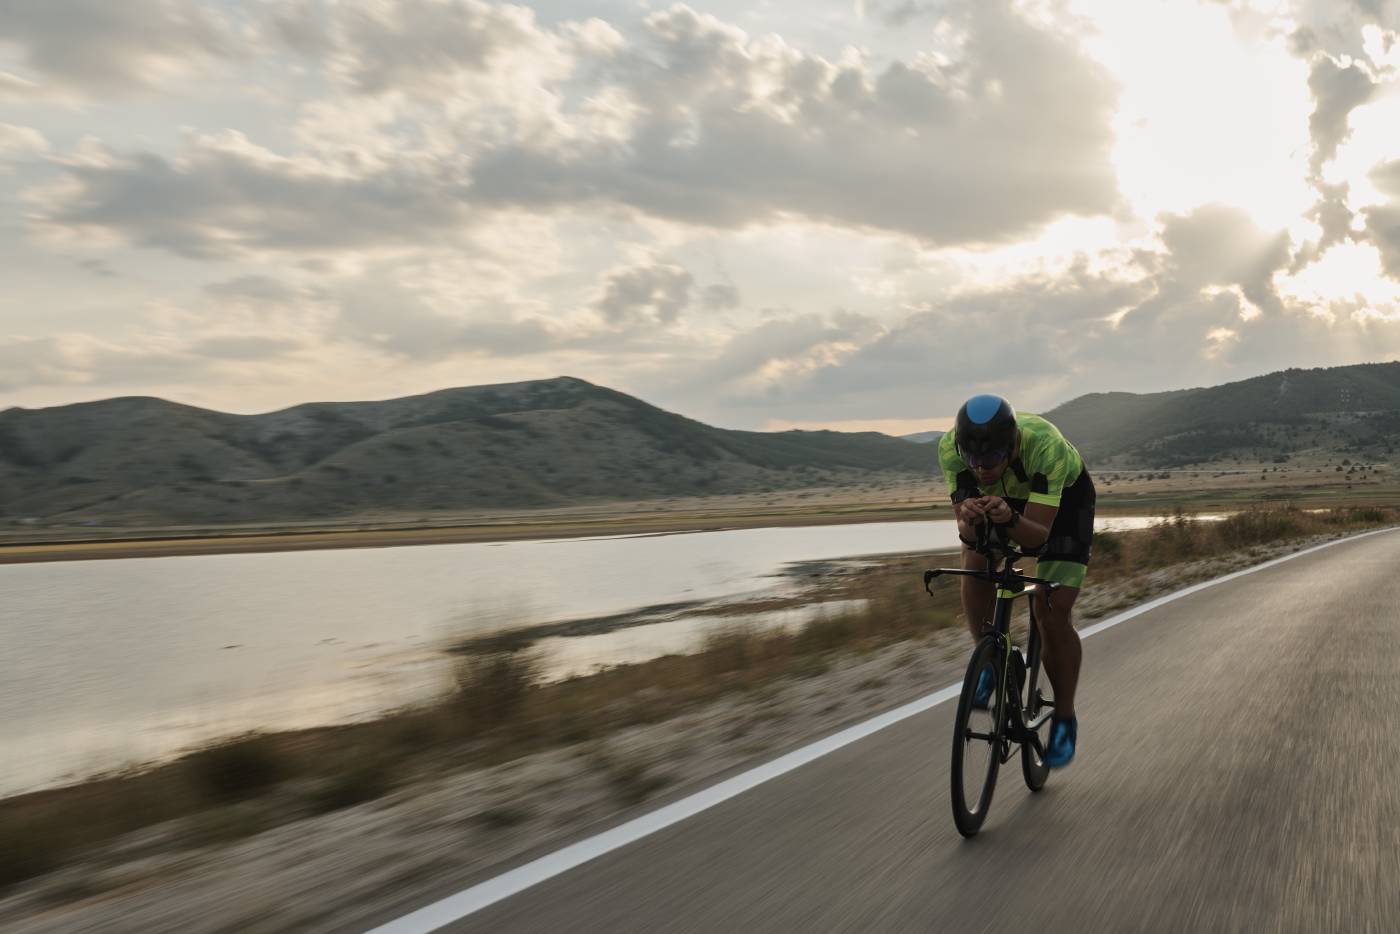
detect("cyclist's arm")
[1008,501,1056,550]
[938,434,985,529]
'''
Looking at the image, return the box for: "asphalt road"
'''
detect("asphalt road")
[406,530,1400,933]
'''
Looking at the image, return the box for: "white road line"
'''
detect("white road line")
[368,525,1400,934]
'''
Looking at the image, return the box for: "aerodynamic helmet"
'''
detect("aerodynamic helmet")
[954,394,1017,462]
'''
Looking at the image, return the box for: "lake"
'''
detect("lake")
[0,516,1163,794]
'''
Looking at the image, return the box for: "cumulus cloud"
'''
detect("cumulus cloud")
[1357,163,1400,280]
[1366,202,1400,277]
[317,0,551,96]
[0,0,243,96]
[1289,0,1400,61]
[25,1,1119,265]
[592,259,694,325]
[663,205,1325,421]
[467,1,1120,244]
[1306,56,1376,174]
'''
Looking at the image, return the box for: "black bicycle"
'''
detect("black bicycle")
[924,522,1063,837]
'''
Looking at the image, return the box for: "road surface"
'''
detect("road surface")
[373,530,1400,932]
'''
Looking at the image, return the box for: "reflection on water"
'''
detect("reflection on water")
[0,515,1167,793]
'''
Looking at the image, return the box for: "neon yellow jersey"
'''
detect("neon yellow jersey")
[937,413,1084,508]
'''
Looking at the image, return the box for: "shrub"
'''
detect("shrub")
[182,734,295,803]
[452,650,540,730]
[1093,531,1124,564]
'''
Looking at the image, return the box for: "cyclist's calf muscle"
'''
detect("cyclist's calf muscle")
[958,540,995,638]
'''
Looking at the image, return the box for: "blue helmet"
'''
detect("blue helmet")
[954,394,1017,457]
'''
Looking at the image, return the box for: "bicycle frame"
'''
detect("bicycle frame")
[924,524,1062,758]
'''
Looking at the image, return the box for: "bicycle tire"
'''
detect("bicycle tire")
[951,636,1005,837]
[1021,604,1050,791]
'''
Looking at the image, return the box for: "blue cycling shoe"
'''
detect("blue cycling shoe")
[1044,715,1078,768]
[971,667,995,710]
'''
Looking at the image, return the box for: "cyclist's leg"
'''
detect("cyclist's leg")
[958,523,994,640]
[1032,468,1094,719]
[1031,581,1081,717]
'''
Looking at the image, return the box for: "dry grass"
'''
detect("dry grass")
[4,504,1391,890]
[1093,505,1398,572]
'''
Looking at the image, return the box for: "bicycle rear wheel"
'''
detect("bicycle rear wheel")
[951,636,1005,837]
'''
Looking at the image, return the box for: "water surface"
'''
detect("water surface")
[0,516,1163,793]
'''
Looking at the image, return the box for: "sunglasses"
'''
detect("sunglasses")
[964,448,1008,469]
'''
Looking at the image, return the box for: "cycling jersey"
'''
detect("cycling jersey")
[938,413,1093,588]
[937,412,1084,507]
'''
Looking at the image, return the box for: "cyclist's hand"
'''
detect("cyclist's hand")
[954,498,987,524]
[980,496,1015,524]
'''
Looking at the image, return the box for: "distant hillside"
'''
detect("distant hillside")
[900,430,945,444]
[1045,362,1400,467]
[0,378,935,527]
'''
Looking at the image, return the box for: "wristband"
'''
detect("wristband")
[996,511,1020,530]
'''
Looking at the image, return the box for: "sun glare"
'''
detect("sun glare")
[1071,0,1314,232]
[1276,242,1400,316]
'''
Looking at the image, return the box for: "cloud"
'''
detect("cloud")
[0,334,211,392]
[75,257,117,278]
[701,283,741,310]
[204,274,302,304]
[1289,0,1400,61]
[1366,203,1400,277]
[0,0,243,96]
[592,259,694,325]
[661,205,1330,422]
[315,0,552,96]
[1157,204,1291,314]
[467,1,1120,244]
[0,123,48,166]
[25,2,1120,267]
[28,131,471,259]
[1306,56,1376,174]
[333,272,560,359]
[187,335,305,360]
[1360,162,1400,279]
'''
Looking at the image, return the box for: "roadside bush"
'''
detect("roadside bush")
[1213,507,1302,548]
[1143,508,1203,565]
[182,734,295,803]
[795,613,854,653]
[452,650,540,730]
[1093,531,1124,565]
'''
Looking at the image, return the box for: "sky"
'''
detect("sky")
[2,0,1400,433]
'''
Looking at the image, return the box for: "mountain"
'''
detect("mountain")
[0,378,935,526]
[1044,362,1400,467]
[900,430,945,444]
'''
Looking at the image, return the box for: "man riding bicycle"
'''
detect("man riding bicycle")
[937,394,1094,768]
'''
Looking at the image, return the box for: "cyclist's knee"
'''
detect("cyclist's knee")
[1035,589,1079,630]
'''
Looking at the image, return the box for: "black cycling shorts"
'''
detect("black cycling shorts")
[1000,467,1095,588]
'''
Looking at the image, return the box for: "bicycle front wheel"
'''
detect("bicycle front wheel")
[951,636,1005,837]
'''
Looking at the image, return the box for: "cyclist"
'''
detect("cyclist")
[937,394,1094,768]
